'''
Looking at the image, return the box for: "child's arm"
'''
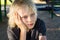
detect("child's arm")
[20,30,26,40]
[38,19,47,40]
[39,34,47,40]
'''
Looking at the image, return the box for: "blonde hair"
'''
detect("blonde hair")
[7,0,37,28]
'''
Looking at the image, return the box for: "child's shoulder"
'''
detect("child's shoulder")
[34,18,45,29]
[36,18,45,24]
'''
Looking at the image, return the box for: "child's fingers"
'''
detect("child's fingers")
[14,12,22,25]
[13,12,17,19]
[17,13,22,22]
[13,12,19,24]
[13,12,28,30]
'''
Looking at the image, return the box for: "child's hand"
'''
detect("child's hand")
[13,12,28,32]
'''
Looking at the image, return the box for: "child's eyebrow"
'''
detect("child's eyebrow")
[21,15,28,18]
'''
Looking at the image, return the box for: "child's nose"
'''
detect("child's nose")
[28,17,32,22]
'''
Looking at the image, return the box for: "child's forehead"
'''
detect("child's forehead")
[17,6,34,17]
[17,5,34,13]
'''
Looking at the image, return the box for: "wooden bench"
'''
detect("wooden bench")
[36,0,60,18]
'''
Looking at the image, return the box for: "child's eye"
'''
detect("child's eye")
[22,16,28,19]
[31,13,35,17]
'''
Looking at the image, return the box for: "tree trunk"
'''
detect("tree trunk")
[0,0,2,22]
[4,0,7,17]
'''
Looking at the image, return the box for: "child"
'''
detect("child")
[7,0,47,40]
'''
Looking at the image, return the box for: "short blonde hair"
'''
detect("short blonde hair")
[7,0,37,28]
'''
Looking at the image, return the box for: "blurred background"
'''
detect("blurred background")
[0,0,60,40]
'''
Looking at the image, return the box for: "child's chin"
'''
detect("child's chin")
[28,26,34,29]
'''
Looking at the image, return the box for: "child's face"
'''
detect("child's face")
[17,6,37,29]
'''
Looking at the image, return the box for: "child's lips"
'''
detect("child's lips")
[28,23,33,26]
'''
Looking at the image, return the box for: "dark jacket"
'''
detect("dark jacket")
[7,18,46,40]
